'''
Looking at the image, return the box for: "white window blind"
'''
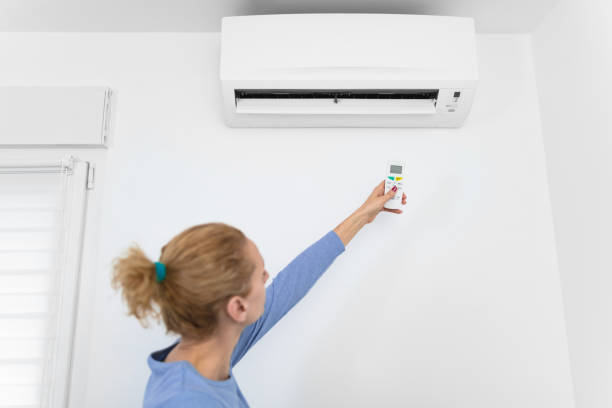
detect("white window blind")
[0,157,90,408]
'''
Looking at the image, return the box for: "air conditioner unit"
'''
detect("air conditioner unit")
[220,14,478,128]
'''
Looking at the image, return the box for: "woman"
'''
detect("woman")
[112,181,406,407]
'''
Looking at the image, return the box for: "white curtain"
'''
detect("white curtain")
[0,157,89,408]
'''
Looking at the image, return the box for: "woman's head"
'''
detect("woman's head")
[111,222,269,340]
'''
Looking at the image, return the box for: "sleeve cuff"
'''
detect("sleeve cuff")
[328,229,346,255]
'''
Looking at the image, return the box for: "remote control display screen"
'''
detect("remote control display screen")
[390,165,402,174]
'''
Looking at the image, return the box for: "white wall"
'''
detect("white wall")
[532,1,612,407]
[0,33,575,407]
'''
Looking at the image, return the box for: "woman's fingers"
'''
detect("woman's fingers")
[371,182,406,205]
[368,180,385,200]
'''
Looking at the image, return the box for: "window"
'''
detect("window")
[0,156,90,407]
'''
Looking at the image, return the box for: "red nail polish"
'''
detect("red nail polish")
[392,186,397,191]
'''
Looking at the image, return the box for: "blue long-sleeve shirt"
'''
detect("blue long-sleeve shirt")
[144,229,346,407]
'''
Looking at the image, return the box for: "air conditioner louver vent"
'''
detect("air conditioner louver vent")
[235,89,439,101]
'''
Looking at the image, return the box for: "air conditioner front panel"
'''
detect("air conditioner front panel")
[221,14,478,81]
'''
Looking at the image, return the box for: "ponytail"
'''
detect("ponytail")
[111,245,161,326]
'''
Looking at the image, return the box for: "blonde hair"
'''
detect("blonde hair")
[111,222,255,339]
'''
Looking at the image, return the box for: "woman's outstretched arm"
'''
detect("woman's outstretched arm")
[230,181,406,366]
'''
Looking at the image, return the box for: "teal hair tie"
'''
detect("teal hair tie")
[154,262,167,283]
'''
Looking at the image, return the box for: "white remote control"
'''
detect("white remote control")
[383,161,405,210]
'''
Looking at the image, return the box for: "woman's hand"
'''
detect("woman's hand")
[357,180,407,224]
[334,181,407,247]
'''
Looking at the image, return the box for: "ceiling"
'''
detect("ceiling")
[0,0,560,33]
